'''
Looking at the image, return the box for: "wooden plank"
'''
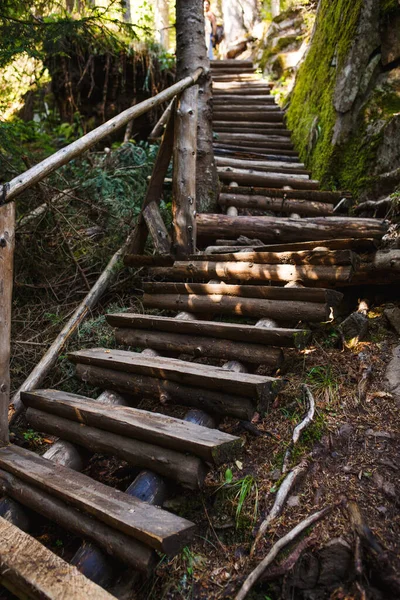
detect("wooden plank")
[217,170,319,189]
[106,313,311,348]
[0,469,156,572]
[143,293,330,323]
[22,389,241,465]
[213,111,285,123]
[128,104,175,254]
[115,328,284,366]
[197,214,388,243]
[218,193,332,217]
[0,516,115,599]
[27,408,208,490]
[141,282,343,305]
[0,445,195,554]
[220,185,346,203]
[172,85,198,257]
[215,157,307,174]
[186,249,356,266]
[207,238,379,254]
[0,203,14,444]
[143,201,171,254]
[214,143,296,157]
[148,261,353,284]
[68,348,280,403]
[75,364,261,420]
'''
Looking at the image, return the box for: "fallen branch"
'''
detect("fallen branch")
[259,534,316,581]
[282,385,315,473]
[251,460,308,556]
[235,505,334,600]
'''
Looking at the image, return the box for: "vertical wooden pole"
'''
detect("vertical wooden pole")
[172,85,199,258]
[0,203,14,445]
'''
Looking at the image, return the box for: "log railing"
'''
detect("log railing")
[1,67,203,425]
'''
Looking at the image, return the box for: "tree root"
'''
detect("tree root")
[282,384,315,473]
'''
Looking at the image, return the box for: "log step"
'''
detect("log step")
[197,215,388,244]
[220,185,345,203]
[107,312,311,348]
[219,193,333,217]
[214,144,297,158]
[0,516,115,599]
[215,157,307,174]
[22,389,240,466]
[0,445,195,555]
[148,260,353,285]
[186,249,357,266]
[69,348,283,417]
[218,169,317,188]
[213,111,285,122]
[141,283,344,305]
[206,238,379,254]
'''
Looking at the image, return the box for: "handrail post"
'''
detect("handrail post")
[0,203,15,444]
[172,85,199,258]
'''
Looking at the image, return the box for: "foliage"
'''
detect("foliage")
[218,471,259,529]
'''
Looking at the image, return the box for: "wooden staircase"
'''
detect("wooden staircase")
[0,59,394,597]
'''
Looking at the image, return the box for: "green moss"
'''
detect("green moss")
[286,0,364,184]
[273,34,300,53]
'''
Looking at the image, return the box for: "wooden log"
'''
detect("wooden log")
[148,261,353,284]
[128,103,175,254]
[214,144,297,158]
[0,469,157,572]
[172,85,198,257]
[216,158,307,174]
[22,389,240,465]
[213,95,275,103]
[124,254,174,267]
[143,293,329,323]
[215,105,282,114]
[27,408,208,489]
[218,193,332,216]
[148,98,174,141]
[69,348,280,404]
[2,69,203,203]
[220,185,345,203]
[211,59,254,67]
[75,364,262,420]
[218,170,318,189]
[141,282,343,305]
[0,203,14,444]
[187,249,356,266]
[115,328,284,366]
[347,250,400,284]
[0,516,116,599]
[197,214,388,243]
[213,111,284,122]
[214,126,291,137]
[143,200,171,254]
[106,313,311,348]
[0,445,195,554]
[9,223,147,424]
[206,237,378,254]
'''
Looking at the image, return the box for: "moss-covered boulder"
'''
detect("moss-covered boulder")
[286,0,400,199]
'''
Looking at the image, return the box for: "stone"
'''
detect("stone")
[385,344,400,401]
[339,423,354,439]
[384,306,400,335]
[338,312,369,346]
[381,13,400,66]
[287,495,300,507]
[373,472,396,500]
[333,0,380,114]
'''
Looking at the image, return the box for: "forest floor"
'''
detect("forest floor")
[11,288,400,600]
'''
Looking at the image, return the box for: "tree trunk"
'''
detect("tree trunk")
[154,0,170,48]
[176,0,218,213]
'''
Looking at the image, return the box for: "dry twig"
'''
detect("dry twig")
[282,384,315,473]
[251,460,308,556]
[235,505,334,600]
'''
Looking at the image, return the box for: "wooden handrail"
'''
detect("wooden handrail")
[1,68,203,205]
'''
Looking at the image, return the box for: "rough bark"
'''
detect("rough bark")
[176,0,218,212]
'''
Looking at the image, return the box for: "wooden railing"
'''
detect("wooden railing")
[0,67,203,427]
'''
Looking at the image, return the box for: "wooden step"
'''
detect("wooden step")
[69,349,283,416]
[213,95,276,103]
[220,185,346,203]
[214,125,291,135]
[213,111,285,122]
[23,389,240,465]
[215,144,297,158]
[216,157,306,174]
[146,261,351,284]
[114,327,284,367]
[197,215,388,244]
[213,86,272,95]
[219,193,333,217]
[106,313,311,348]
[207,238,379,254]
[218,169,315,189]
[0,516,115,600]
[185,249,356,266]
[0,445,195,554]
[210,59,254,68]
[215,148,300,162]
[142,282,343,305]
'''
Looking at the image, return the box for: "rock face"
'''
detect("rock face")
[286,0,400,200]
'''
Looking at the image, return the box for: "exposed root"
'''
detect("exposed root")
[282,384,315,473]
